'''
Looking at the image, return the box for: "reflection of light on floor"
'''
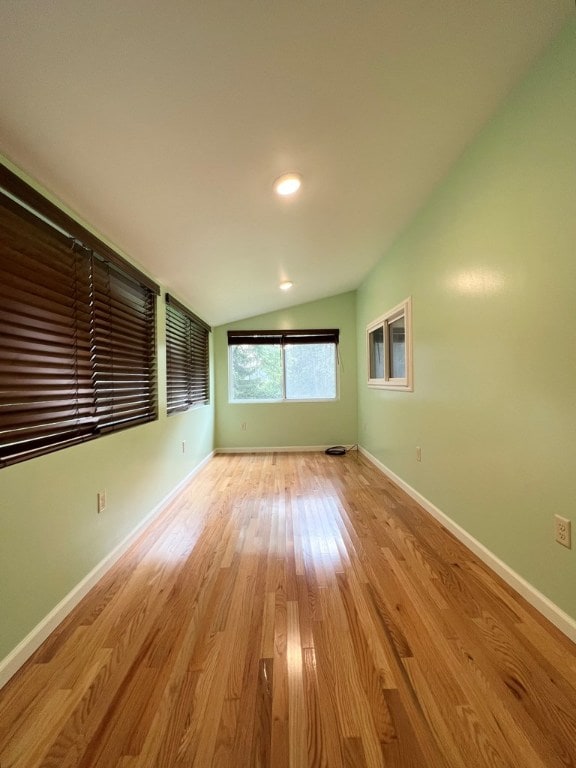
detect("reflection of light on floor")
[287,612,302,678]
[145,523,203,564]
[143,488,351,583]
[287,601,304,696]
[295,493,346,571]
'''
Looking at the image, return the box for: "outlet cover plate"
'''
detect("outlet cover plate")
[554,515,571,548]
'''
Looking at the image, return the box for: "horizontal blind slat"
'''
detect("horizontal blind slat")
[166,301,209,414]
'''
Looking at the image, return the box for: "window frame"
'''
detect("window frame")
[165,294,211,414]
[0,163,159,468]
[366,297,413,391]
[227,329,339,404]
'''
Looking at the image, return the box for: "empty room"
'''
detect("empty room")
[1,2,576,766]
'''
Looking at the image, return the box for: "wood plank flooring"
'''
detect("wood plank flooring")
[1,451,576,767]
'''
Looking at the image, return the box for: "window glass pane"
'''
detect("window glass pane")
[369,326,384,379]
[388,315,406,379]
[230,344,282,400]
[284,343,336,400]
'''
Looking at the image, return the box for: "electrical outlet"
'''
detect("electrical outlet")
[241,422,247,431]
[97,490,107,514]
[181,441,186,453]
[554,515,571,548]
[416,446,422,462]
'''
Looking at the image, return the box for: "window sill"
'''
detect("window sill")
[367,382,413,392]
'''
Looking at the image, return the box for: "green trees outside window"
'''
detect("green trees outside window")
[230,343,336,401]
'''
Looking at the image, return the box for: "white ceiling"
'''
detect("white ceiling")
[0,1,573,326]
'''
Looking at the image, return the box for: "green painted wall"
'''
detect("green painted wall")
[357,21,576,619]
[214,292,357,450]
[0,161,215,661]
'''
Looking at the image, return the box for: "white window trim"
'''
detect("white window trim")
[366,296,413,391]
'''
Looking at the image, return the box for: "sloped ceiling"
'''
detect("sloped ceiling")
[0,1,573,325]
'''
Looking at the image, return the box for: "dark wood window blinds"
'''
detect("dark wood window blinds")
[0,164,159,467]
[165,295,210,414]
[227,329,339,346]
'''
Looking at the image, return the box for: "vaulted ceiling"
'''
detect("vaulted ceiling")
[0,1,573,325]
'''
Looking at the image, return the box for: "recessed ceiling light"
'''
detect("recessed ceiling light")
[274,173,302,197]
[279,280,293,291]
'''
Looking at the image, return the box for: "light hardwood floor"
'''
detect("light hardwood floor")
[1,452,576,767]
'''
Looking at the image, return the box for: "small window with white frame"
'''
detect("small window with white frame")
[366,297,413,390]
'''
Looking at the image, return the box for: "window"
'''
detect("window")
[366,297,413,390]
[228,329,339,402]
[0,164,159,467]
[165,294,210,413]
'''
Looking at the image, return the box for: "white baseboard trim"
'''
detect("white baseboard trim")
[0,451,215,690]
[359,446,576,644]
[216,445,337,454]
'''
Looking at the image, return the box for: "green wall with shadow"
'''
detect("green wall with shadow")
[357,20,576,620]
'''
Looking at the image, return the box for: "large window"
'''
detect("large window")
[165,294,210,414]
[367,297,413,390]
[0,164,159,467]
[228,329,339,402]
